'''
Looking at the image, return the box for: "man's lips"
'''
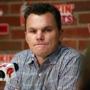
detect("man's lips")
[34,43,48,46]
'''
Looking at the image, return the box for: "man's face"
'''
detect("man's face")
[25,13,61,58]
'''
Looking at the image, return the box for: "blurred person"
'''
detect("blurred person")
[4,2,82,90]
[78,47,90,90]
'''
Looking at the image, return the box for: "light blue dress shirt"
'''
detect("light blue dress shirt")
[4,45,81,90]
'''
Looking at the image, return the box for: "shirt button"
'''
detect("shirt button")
[39,73,42,77]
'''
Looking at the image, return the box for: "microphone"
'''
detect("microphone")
[0,63,19,81]
[0,70,5,79]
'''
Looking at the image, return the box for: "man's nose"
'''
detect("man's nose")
[36,31,44,40]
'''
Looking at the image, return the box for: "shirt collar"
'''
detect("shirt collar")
[26,50,35,64]
[26,45,62,65]
[46,45,61,65]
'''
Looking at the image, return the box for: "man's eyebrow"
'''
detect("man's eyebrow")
[43,25,54,29]
[27,27,36,30]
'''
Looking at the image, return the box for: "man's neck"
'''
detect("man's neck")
[36,56,46,65]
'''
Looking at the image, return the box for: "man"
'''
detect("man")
[4,2,81,90]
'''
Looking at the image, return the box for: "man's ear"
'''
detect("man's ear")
[59,29,63,41]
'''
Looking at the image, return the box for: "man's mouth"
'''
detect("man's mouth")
[34,43,48,46]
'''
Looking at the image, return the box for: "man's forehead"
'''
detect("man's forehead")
[27,25,54,30]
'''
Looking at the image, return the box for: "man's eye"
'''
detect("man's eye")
[44,29,52,32]
[28,30,36,33]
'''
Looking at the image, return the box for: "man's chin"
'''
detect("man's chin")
[35,52,48,58]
